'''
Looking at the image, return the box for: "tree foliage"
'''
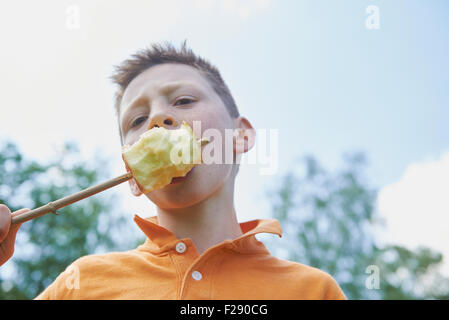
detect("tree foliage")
[268,152,449,299]
[0,140,142,299]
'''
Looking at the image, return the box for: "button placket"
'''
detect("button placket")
[170,241,195,299]
[176,241,186,254]
[191,270,202,281]
[179,245,226,299]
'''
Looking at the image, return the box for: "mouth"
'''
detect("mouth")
[169,167,195,184]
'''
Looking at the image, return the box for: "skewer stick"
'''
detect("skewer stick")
[11,137,210,225]
[11,172,133,225]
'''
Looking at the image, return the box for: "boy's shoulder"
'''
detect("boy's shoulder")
[242,253,347,299]
[273,255,337,281]
[34,249,143,300]
[71,249,144,269]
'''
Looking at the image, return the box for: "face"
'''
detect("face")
[119,63,251,209]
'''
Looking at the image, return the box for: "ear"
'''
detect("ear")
[233,116,256,155]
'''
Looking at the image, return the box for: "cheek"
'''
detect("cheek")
[145,163,233,209]
[192,102,233,135]
[195,162,232,191]
[123,128,147,146]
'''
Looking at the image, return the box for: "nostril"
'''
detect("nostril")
[153,124,159,128]
[163,119,173,126]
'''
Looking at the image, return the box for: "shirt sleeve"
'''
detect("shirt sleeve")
[34,288,51,300]
[323,274,347,300]
[34,261,81,300]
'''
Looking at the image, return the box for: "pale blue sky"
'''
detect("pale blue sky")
[204,0,449,187]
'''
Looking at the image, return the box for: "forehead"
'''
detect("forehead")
[120,63,213,116]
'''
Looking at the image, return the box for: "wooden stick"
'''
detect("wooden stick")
[11,172,133,225]
[11,137,210,225]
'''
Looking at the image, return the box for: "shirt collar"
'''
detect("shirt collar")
[133,214,282,254]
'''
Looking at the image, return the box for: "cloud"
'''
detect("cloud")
[377,152,449,275]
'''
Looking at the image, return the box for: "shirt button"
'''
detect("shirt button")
[192,270,202,281]
[175,242,186,254]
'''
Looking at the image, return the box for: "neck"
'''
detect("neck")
[156,178,243,255]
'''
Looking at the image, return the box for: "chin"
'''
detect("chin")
[145,164,232,210]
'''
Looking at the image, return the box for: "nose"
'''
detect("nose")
[148,113,179,130]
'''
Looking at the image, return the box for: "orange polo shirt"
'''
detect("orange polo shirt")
[35,215,346,300]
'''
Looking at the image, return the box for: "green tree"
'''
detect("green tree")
[0,140,142,299]
[268,152,449,299]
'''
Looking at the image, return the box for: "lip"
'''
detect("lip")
[169,167,195,184]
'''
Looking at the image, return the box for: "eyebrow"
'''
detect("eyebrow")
[158,81,197,95]
[124,81,201,111]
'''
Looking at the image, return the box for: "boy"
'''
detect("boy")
[0,41,346,300]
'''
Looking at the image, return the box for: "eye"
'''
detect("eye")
[174,97,194,106]
[130,116,148,129]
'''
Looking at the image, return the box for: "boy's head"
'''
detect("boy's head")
[111,41,255,209]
